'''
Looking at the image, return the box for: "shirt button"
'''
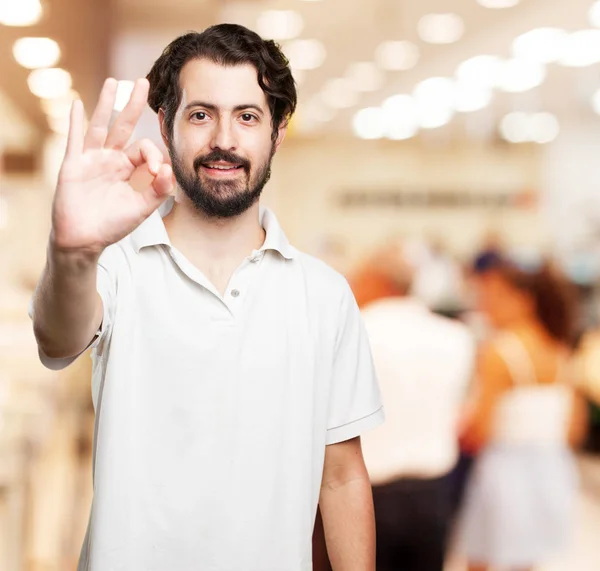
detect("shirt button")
[231,289,240,298]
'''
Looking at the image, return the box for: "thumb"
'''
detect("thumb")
[152,163,174,197]
[139,163,173,214]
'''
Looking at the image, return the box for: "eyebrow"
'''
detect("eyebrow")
[184,101,266,117]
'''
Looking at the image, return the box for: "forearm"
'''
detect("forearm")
[318,475,375,571]
[33,239,103,358]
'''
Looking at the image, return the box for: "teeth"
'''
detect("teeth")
[207,164,237,170]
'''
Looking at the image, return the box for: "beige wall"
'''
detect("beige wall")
[268,136,546,271]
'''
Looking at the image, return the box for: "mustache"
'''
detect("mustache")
[193,150,251,172]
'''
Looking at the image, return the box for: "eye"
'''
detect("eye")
[241,113,257,123]
[191,111,207,121]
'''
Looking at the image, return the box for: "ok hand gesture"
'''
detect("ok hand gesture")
[51,78,173,254]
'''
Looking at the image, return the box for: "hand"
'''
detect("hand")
[51,78,173,255]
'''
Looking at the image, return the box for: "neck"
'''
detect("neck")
[162,191,265,264]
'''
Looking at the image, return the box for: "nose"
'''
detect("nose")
[210,116,238,152]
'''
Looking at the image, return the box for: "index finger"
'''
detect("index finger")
[105,78,150,150]
[65,99,85,159]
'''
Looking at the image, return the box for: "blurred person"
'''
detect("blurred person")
[462,238,515,343]
[359,242,476,571]
[575,327,600,406]
[476,229,505,261]
[457,254,588,571]
[29,24,383,571]
[349,258,398,309]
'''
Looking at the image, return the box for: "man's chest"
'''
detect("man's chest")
[104,270,336,419]
[95,285,335,494]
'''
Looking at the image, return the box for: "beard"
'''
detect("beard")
[168,143,274,219]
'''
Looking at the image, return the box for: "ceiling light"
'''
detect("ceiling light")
[512,28,568,64]
[500,112,529,143]
[386,82,456,132]
[499,111,559,143]
[414,77,456,110]
[418,108,455,130]
[345,62,384,92]
[592,88,600,115]
[418,13,465,44]
[27,68,73,99]
[381,95,419,140]
[589,1,600,28]
[455,55,503,89]
[282,39,326,70]
[387,124,419,140]
[13,37,60,69]
[529,112,560,143]
[374,41,420,71]
[256,10,303,41]
[455,83,493,113]
[496,58,546,93]
[321,78,359,109]
[352,107,385,140]
[558,30,600,67]
[413,77,457,128]
[0,0,42,26]
[382,94,417,115]
[114,80,135,112]
[477,0,520,8]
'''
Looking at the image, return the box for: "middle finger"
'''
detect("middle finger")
[83,78,118,151]
[105,78,150,150]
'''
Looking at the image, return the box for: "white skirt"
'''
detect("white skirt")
[455,444,578,568]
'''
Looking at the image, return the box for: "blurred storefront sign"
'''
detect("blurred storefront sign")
[338,188,538,209]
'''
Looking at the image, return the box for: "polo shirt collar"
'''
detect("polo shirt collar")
[258,207,295,260]
[130,197,295,260]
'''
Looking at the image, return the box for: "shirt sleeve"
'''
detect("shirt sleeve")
[29,246,119,371]
[326,282,385,445]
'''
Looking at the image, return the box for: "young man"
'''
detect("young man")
[30,24,383,571]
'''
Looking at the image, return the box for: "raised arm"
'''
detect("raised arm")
[32,78,172,359]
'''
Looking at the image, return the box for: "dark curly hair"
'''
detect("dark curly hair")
[146,24,297,141]
[475,253,579,345]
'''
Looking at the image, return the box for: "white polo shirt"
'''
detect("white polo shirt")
[32,201,383,571]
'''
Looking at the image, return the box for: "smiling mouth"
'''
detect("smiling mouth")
[201,162,245,174]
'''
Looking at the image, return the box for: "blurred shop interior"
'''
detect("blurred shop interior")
[2,0,600,570]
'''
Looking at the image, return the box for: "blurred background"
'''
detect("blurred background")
[3,0,600,570]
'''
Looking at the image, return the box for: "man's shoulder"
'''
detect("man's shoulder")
[289,249,352,301]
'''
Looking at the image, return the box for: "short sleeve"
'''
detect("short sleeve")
[326,282,385,445]
[29,246,119,371]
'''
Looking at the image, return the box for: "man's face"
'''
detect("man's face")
[163,59,285,218]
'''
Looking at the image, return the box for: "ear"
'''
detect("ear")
[158,109,169,148]
[272,122,288,154]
